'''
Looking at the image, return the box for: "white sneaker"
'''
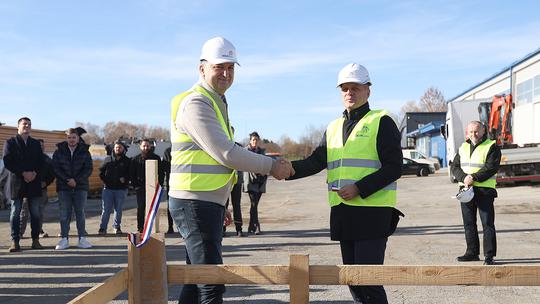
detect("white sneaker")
[77,237,92,249]
[55,238,69,250]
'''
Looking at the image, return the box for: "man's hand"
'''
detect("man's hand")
[337,184,360,201]
[270,158,295,180]
[464,175,474,187]
[119,177,125,184]
[67,178,77,188]
[223,209,232,227]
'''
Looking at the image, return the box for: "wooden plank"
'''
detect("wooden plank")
[167,265,290,284]
[145,160,159,233]
[289,254,309,304]
[139,234,168,303]
[68,268,128,304]
[310,265,540,286]
[127,236,141,304]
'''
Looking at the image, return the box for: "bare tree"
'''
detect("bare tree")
[419,86,446,112]
[146,126,170,141]
[298,124,325,156]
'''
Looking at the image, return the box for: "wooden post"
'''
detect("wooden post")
[127,235,141,304]
[145,159,163,233]
[125,160,169,303]
[289,254,310,304]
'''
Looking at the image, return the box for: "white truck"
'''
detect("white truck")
[442,96,540,184]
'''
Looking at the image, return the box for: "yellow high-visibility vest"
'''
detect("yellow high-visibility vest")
[458,139,496,188]
[326,110,397,207]
[169,84,237,191]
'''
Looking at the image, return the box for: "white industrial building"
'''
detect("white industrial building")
[448,48,540,146]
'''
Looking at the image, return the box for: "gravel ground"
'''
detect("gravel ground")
[1,171,540,303]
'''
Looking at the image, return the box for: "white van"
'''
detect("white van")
[402,149,439,171]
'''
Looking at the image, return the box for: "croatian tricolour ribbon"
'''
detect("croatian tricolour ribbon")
[128,184,163,248]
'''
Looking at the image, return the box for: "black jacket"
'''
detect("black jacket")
[52,141,93,192]
[3,135,44,199]
[41,154,55,190]
[162,147,171,191]
[450,136,501,197]
[130,152,163,189]
[99,153,130,190]
[290,103,403,240]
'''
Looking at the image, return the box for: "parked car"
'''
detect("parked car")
[402,149,441,170]
[402,157,433,176]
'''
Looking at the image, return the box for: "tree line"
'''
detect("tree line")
[76,87,446,157]
[75,121,170,144]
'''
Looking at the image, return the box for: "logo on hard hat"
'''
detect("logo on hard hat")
[222,50,234,58]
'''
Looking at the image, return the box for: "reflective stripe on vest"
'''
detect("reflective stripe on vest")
[326,109,397,207]
[169,84,237,191]
[458,139,496,189]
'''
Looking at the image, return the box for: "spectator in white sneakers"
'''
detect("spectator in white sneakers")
[52,128,93,250]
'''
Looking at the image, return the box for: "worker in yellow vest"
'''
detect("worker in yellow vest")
[451,121,501,265]
[168,36,294,303]
[289,63,403,304]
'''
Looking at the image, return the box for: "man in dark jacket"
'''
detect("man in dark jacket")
[53,128,93,250]
[288,64,403,304]
[98,140,130,235]
[451,121,501,265]
[130,139,163,232]
[20,139,55,238]
[161,146,175,234]
[3,117,44,252]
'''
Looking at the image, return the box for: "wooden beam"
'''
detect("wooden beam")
[68,269,128,304]
[127,236,141,304]
[145,159,160,233]
[167,265,289,284]
[309,265,540,286]
[289,254,310,304]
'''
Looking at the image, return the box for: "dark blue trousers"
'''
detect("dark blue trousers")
[169,198,225,304]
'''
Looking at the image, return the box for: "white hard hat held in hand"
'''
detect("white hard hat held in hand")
[337,63,371,87]
[200,37,239,65]
[453,187,475,203]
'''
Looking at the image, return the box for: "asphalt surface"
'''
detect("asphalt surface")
[1,171,540,303]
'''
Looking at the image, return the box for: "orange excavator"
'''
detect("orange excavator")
[478,94,514,146]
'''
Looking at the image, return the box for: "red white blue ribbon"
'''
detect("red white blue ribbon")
[128,184,163,248]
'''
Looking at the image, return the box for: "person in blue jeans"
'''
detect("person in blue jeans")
[168,37,293,303]
[3,117,45,252]
[98,141,130,235]
[52,128,93,250]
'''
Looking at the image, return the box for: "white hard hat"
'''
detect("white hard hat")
[200,37,239,65]
[337,63,371,87]
[453,187,475,203]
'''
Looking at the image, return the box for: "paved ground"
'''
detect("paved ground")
[1,171,540,303]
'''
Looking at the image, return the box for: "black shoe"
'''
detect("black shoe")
[484,257,495,265]
[236,231,245,237]
[456,254,480,262]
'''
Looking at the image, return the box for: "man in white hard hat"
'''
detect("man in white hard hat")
[451,121,500,265]
[168,36,294,303]
[288,63,403,304]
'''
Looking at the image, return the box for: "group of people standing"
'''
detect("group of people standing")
[3,120,173,252]
[166,36,500,304]
[4,122,94,251]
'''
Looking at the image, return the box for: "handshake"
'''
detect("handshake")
[270,158,295,180]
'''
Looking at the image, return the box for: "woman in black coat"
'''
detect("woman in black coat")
[243,132,267,235]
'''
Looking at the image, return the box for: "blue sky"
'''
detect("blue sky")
[1,0,539,142]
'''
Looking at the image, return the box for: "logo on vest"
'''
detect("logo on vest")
[356,126,370,138]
